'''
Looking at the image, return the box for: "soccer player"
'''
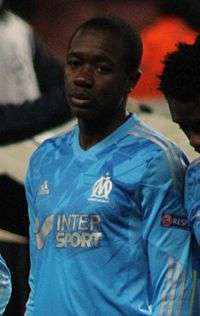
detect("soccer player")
[25,16,194,315]
[159,35,200,315]
[0,255,11,315]
[159,35,200,243]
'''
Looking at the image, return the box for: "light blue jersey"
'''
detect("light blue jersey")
[0,255,11,315]
[25,114,194,316]
[185,159,200,245]
[185,159,200,315]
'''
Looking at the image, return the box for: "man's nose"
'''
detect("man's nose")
[74,65,94,88]
[189,133,200,151]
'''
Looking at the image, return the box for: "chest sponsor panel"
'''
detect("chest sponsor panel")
[35,213,102,249]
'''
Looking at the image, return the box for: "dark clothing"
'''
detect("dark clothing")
[0,87,71,145]
[0,32,71,145]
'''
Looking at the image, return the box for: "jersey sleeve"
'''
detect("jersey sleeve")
[138,148,193,316]
[0,254,12,315]
[185,161,200,245]
[24,160,37,315]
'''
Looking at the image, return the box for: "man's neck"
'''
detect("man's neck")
[78,110,130,150]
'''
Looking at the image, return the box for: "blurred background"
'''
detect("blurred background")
[0,1,199,315]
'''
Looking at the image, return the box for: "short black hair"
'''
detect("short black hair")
[68,16,143,77]
[159,35,200,101]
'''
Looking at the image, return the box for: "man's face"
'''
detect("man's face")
[167,96,200,153]
[64,29,134,121]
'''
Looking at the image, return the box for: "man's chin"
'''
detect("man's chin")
[71,107,94,120]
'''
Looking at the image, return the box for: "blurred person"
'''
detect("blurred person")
[25,16,194,315]
[159,36,200,240]
[0,1,72,144]
[131,0,198,101]
[159,35,200,315]
[0,254,11,315]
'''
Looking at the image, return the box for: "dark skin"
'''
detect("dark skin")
[167,95,200,153]
[64,29,140,150]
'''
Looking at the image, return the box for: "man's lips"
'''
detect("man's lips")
[70,93,92,106]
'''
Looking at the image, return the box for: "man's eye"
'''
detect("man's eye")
[66,59,81,67]
[96,64,112,74]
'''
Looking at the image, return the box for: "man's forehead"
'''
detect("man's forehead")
[69,28,122,53]
[72,28,116,41]
[67,29,125,67]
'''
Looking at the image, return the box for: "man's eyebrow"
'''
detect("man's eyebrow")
[67,51,115,64]
[67,52,80,58]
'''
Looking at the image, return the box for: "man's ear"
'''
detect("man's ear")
[126,69,142,93]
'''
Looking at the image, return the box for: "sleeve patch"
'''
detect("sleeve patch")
[161,213,190,230]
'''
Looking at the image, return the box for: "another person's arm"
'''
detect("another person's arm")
[185,160,200,244]
[0,34,72,145]
[139,148,192,315]
[0,255,12,315]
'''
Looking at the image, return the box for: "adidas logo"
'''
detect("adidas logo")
[38,180,49,195]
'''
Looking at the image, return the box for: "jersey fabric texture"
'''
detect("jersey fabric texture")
[185,159,200,245]
[185,159,200,316]
[0,254,11,315]
[25,114,193,316]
